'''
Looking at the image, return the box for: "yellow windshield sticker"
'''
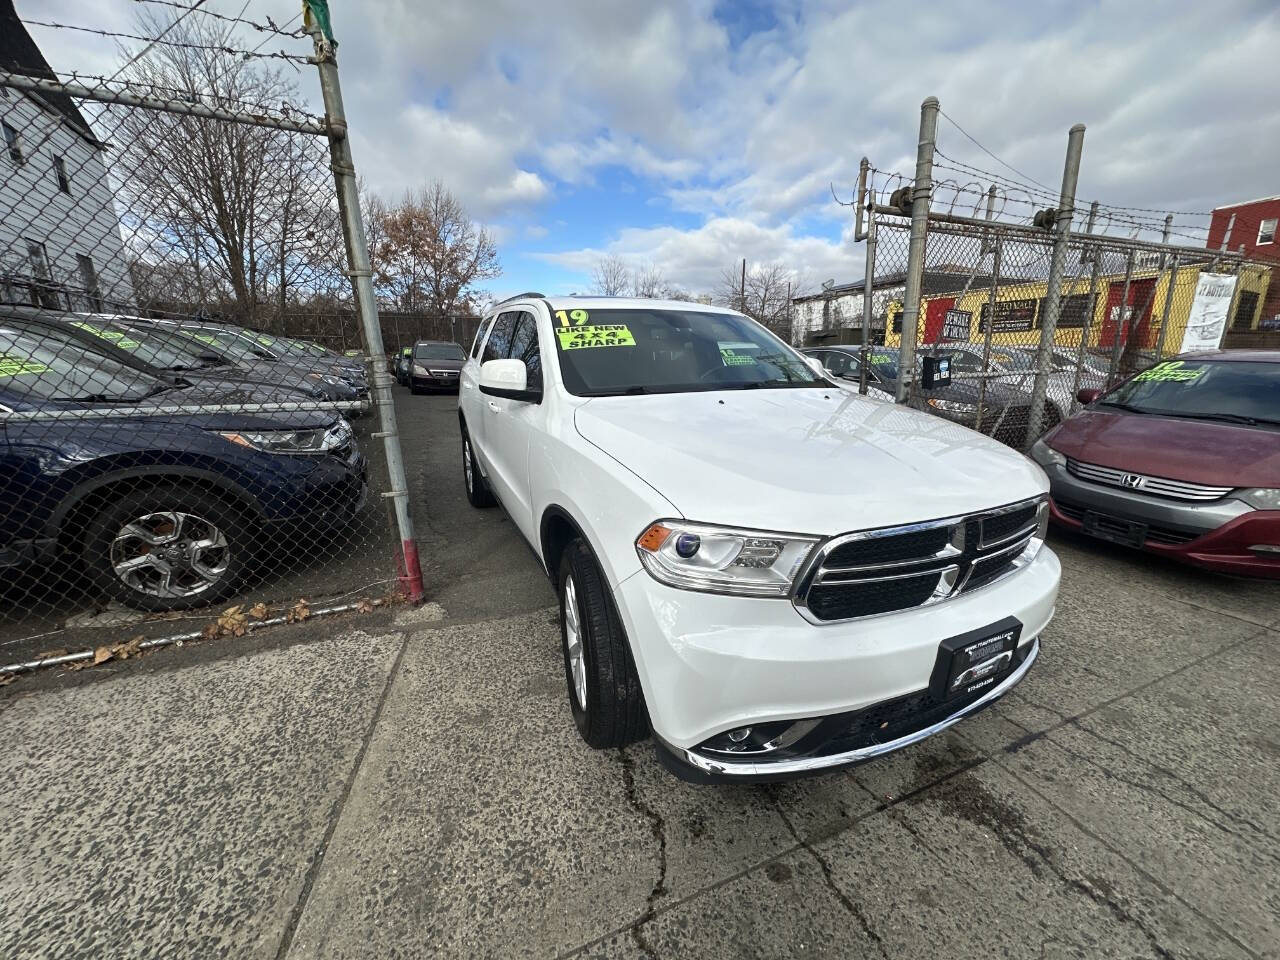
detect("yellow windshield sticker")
[556,324,635,349]
[1134,360,1205,383]
[0,356,49,377]
[870,354,892,364]
[720,348,755,366]
[554,308,590,327]
[69,321,141,350]
[189,333,220,346]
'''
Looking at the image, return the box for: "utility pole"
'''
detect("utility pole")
[896,96,939,403]
[1024,123,1085,450]
[740,258,747,314]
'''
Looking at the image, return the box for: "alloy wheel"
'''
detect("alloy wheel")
[563,574,588,710]
[109,511,230,599]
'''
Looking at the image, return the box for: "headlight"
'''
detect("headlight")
[308,372,342,386]
[927,398,977,413]
[218,418,351,455]
[1236,488,1280,510]
[1029,438,1067,469]
[635,520,819,597]
[413,363,428,376]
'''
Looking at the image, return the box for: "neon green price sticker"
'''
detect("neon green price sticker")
[1134,360,1205,384]
[556,324,635,349]
[0,356,49,377]
[870,354,892,364]
[69,321,140,350]
[720,349,755,367]
[189,333,220,346]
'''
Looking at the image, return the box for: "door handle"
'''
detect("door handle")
[488,401,500,412]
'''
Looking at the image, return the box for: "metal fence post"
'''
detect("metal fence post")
[1025,123,1085,450]
[860,192,877,395]
[307,23,425,604]
[1108,252,1135,387]
[1069,203,1102,411]
[975,236,1002,433]
[896,96,939,403]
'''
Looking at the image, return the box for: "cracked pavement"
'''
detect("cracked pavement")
[2,393,1279,959]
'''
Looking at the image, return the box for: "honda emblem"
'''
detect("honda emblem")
[1121,473,1144,489]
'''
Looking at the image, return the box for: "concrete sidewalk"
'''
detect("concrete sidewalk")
[3,532,1278,959]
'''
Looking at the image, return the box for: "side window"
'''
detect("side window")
[471,315,495,358]
[825,352,854,378]
[507,311,543,391]
[949,351,986,375]
[481,312,517,364]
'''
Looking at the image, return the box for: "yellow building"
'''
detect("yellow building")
[883,260,1272,356]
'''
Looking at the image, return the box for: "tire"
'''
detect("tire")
[82,484,251,611]
[410,381,423,395]
[558,539,648,748]
[462,432,497,508]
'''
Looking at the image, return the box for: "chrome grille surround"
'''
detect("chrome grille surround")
[1065,458,1232,501]
[792,497,1047,625]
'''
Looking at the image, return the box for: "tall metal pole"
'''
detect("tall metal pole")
[896,96,939,403]
[740,258,747,313]
[307,22,425,604]
[1069,202,1102,411]
[975,236,1002,433]
[1107,251,1135,387]
[860,199,876,394]
[1024,123,1085,450]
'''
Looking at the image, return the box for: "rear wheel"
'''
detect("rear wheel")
[462,432,497,507]
[82,485,251,611]
[558,539,648,748]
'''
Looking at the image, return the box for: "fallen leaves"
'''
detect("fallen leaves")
[217,605,248,637]
[355,598,374,614]
[68,635,147,671]
[248,602,269,620]
[287,600,310,623]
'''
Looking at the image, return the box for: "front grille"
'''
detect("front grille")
[1066,458,1231,501]
[1054,498,1202,547]
[806,571,941,620]
[824,527,949,568]
[795,498,1045,623]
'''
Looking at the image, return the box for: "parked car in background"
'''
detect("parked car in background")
[805,345,1066,446]
[395,347,412,385]
[1031,351,1280,578]
[409,340,466,393]
[0,320,368,610]
[460,297,1058,782]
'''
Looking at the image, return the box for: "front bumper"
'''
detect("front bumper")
[411,372,461,390]
[613,544,1059,780]
[1043,463,1280,578]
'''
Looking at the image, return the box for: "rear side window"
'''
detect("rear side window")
[507,311,543,391]
[481,312,518,364]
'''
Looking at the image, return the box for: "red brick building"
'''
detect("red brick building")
[1207,195,1280,329]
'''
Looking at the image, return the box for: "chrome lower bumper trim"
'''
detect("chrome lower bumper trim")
[672,637,1040,778]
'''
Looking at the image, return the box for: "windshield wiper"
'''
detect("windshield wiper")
[1097,400,1149,414]
[580,385,650,397]
[1158,411,1280,428]
[734,378,824,389]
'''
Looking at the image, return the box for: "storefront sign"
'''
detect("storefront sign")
[1178,273,1238,353]
[979,299,1038,333]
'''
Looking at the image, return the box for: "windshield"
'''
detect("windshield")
[551,308,824,395]
[986,349,1037,372]
[1102,359,1280,423]
[66,319,213,370]
[176,328,272,363]
[0,325,166,402]
[415,343,466,360]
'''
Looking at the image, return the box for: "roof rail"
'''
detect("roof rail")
[496,291,546,305]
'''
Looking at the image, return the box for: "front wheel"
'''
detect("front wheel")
[462,433,496,508]
[82,485,251,611]
[558,539,648,748]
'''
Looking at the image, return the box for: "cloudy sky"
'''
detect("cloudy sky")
[24,0,1280,299]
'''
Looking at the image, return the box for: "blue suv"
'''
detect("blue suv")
[0,320,368,611]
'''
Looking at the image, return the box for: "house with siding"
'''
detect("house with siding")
[0,0,135,312]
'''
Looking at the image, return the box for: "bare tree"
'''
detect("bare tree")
[630,262,668,299]
[113,11,335,323]
[590,255,630,296]
[715,262,807,339]
[367,182,500,315]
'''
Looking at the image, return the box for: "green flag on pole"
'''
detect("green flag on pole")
[302,0,338,48]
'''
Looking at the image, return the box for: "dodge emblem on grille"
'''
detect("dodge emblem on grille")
[1121,473,1144,489]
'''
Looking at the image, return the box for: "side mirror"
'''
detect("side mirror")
[804,356,826,376]
[480,358,540,402]
[1076,387,1101,405]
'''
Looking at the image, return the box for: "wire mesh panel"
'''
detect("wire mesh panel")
[0,11,408,654]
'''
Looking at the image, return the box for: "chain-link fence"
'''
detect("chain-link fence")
[0,4,421,660]
[836,101,1274,452]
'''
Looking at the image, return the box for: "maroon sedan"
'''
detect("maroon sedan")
[1029,351,1280,578]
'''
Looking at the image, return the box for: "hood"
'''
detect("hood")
[1045,409,1280,488]
[573,389,1047,534]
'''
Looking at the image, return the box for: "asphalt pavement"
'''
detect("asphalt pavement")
[2,389,1278,959]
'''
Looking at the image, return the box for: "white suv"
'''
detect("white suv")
[458,296,1060,782]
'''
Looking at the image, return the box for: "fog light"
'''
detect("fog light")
[727,727,751,743]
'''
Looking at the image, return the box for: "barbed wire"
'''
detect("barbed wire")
[20,17,311,65]
[108,0,210,84]
[937,108,1059,195]
[132,0,308,38]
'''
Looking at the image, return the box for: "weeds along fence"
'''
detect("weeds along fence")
[0,6,423,660]
[845,99,1274,452]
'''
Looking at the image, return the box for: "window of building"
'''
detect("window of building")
[53,156,71,194]
[1259,218,1277,246]
[3,121,22,165]
[24,239,50,279]
[76,254,102,309]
